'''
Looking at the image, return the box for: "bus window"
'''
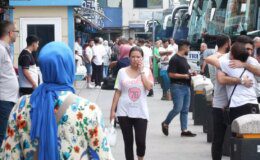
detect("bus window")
[224,0,258,35]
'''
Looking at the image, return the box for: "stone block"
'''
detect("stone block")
[232,114,260,134]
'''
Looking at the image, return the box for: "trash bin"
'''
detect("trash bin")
[230,114,260,160]
[203,85,213,136]
[192,75,213,126]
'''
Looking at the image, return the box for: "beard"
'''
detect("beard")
[184,51,189,56]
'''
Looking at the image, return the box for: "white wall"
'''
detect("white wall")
[122,0,170,27]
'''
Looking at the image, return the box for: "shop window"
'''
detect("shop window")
[27,25,55,51]
[27,25,55,65]
[134,0,162,9]
[20,18,61,67]
[148,0,163,8]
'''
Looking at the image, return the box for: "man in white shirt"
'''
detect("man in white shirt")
[18,35,39,95]
[75,37,83,56]
[139,39,153,96]
[0,21,19,146]
[92,37,106,88]
[253,37,260,57]
[159,39,174,100]
[168,38,178,54]
[83,39,94,88]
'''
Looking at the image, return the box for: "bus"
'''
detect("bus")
[187,0,260,49]
[171,5,189,41]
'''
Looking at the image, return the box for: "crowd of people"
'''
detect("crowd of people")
[0,19,260,160]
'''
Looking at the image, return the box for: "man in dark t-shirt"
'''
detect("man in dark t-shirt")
[161,40,197,137]
[18,35,39,95]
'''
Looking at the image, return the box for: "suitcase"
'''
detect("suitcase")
[101,77,116,90]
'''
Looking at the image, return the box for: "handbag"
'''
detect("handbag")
[223,69,246,125]
[106,119,117,147]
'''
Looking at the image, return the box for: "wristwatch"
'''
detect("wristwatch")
[240,77,245,85]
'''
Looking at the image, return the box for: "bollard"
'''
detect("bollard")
[192,76,213,126]
[203,85,213,142]
[203,86,213,134]
[230,114,260,160]
[193,90,207,125]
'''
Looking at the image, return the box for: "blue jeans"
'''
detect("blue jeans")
[164,84,191,130]
[0,101,15,146]
[160,70,170,94]
[103,65,109,78]
[85,63,92,76]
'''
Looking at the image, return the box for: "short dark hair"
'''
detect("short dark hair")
[94,37,100,44]
[0,20,13,38]
[168,38,174,43]
[119,37,128,44]
[178,40,190,50]
[138,39,145,45]
[236,35,253,46]
[162,39,168,44]
[129,46,144,57]
[216,34,230,48]
[128,37,133,41]
[26,35,39,46]
[231,42,249,62]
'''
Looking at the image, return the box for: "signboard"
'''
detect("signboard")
[188,51,200,61]
[187,51,200,71]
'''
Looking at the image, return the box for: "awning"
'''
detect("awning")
[75,13,102,30]
[74,7,112,31]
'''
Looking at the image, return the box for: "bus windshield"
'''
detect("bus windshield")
[224,0,259,35]
[187,0,259,47]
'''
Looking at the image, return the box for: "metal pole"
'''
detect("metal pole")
[152,12,156,79]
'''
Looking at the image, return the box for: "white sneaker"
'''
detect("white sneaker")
[87,83,94,89]
[95,85,101,89]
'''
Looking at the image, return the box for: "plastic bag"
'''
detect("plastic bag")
[106,119,117,147]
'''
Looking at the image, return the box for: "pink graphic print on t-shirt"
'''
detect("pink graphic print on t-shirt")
[128,87,141,102]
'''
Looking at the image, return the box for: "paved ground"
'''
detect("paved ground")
[75,81,229,160]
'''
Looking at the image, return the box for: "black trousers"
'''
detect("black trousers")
[20,88,34,96]
[118,117,148,160]
[91,62,103,86]
[212,103,259,160]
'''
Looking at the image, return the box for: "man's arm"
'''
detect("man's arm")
[159,51,169,56]
[205,54,221,69]
[201,61,207,74]
[229,60,260,76]
[217,70,241,85]
[169,72,190,79]
[217,70,253,87]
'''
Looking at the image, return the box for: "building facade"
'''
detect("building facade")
[9,0,82,66]
[122,0,172,39]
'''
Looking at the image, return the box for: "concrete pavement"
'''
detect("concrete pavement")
[75,81,229,160]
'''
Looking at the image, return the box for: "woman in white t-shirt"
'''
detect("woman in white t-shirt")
[110,46,154,160]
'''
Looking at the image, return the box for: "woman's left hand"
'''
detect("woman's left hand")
[138,60,144,73]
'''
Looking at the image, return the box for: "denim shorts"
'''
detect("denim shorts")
[85,63,92,76]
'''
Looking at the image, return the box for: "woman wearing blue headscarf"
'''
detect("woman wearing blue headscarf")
[0,42,114,160]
